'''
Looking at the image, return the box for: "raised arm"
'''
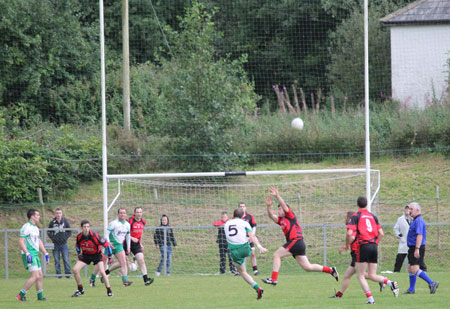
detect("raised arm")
[265,195,278,223]
[270,186,289,213]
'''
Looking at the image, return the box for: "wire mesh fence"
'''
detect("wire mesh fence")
[1,221,449,279]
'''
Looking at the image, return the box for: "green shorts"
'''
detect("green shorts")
[229,243,252,265]
[112,242,124,254]
[22,253,41,272]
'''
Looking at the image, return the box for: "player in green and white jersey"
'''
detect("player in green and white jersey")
[225,208,268,300]
[16,209,50,302]
[104,208,132,286]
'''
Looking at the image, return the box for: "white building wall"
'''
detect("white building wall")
[391,24,450,109]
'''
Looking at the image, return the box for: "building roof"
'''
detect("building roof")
[381,0,450,25]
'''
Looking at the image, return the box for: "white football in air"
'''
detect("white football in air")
[291,118,304,130]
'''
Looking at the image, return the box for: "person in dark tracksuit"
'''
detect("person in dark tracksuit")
[154,215,177,276]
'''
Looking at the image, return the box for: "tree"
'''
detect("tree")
[326,0,416,106]
[0,0,99,126]
[154,1,259,171]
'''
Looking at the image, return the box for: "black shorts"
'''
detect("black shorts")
[408,245,425,266]
[350,251,356,267]
[79,252,102,265]
[249,242,255,249]
[283,238,305,257]
[124,241,143,256]
[356,243,378,263]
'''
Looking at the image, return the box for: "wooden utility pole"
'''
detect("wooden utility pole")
[122,0,131,133]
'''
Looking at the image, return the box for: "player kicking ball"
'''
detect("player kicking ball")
[72,220,113,297]
[225,208,268,300]
[262,187,339,286]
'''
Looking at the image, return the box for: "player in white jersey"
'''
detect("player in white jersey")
[225,208,268,300]
[17,209,50,301]
[104,208,132,286]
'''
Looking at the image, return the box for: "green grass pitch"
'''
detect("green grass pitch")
[1,272,448,308]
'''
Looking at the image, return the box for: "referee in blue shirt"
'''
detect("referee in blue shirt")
[404,202,439,294]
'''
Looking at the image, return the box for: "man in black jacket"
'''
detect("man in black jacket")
[48,208,72,278]
[153,215,177,276]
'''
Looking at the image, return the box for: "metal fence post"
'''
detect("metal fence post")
[323,224,327,266]
[163,226,167,276]
[5,231,8,280]
[436,186,440,249]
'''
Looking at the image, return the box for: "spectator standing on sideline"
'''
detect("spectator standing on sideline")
[214,211,237,275]
[393,205,411,272]
[48,208,72,278]
[154,214,177,276]
[404,202,438,294]
[17,209,50,301]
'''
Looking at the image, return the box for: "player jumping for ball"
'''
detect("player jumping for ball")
[262,186,339,286]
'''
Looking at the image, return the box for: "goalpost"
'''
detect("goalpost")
[104,169,379,274]
[98,0,375,239]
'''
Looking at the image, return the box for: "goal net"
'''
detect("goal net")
[107,169,379,275]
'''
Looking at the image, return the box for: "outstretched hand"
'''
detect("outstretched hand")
[259,246,268,253]
[265,195,273,207]
[338,244,348,255]
[269,186,279,197]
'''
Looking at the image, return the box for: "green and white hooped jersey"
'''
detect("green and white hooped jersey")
[107,219,130,245]
[224,218,252,248]
[20,222,40,255]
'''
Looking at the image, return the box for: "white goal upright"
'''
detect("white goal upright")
[105,169,379,275]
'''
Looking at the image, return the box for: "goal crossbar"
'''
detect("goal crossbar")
[107,168,372,179]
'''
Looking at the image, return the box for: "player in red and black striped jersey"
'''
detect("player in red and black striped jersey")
[238,202,259,275]
[127,207,153,285]
[105,207,154,286]
[262,186,339,286]
[345,197,399,304]
[330,211,386,298]
[72,220,113,297]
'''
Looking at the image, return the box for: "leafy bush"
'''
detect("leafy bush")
[0,121,101,203]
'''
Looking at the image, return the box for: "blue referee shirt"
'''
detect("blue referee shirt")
[407,215,426,246]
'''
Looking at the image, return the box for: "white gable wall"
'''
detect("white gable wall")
[390,24,450,109]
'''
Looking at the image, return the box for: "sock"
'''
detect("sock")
[143,274,148,282]
[322,266,332,274]
[105,269,110,275]
[365,290,374,303]
[384,278,393,287]
[19,289,27,297]
[122,276,128,283]
[37,290,44,300]
[78,284,83,292]
[409,272,417,291]
[336,291,343,297]
[417,269,434,285]
[106,287,112,292]
[271,271,279,281]
[252,265,258,271]
[90,273,97,281]
[251,282,260,291]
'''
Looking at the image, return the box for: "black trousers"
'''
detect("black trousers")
[219,245,236,273]
[394,253,407,272]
